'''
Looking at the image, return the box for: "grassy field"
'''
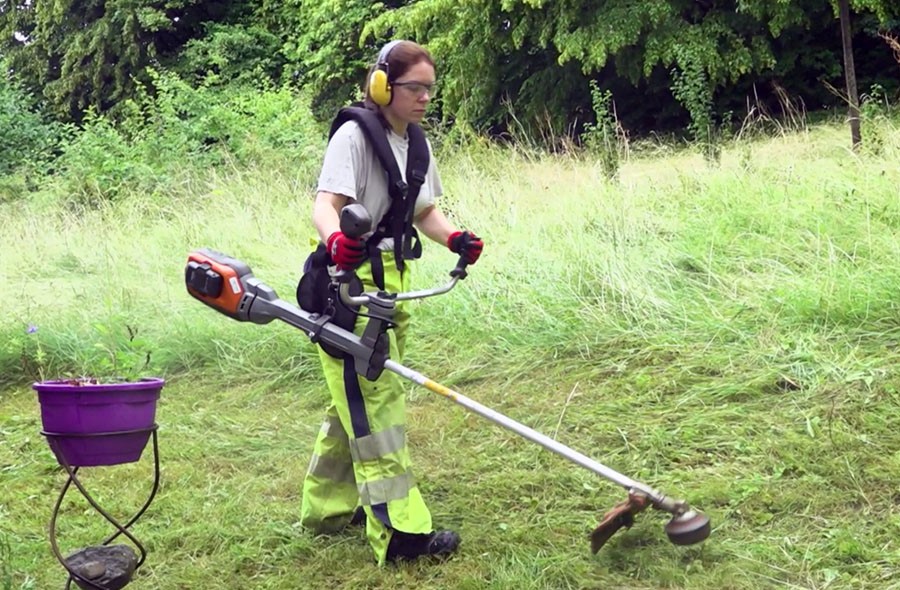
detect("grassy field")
[2,117,900,589]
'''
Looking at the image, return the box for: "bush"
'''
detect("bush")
[48,71,325,207]
[582,80,628,179]
[51,109,156,206]
[174,23,285,88]
[0,61,63,182]
[133,71,325,167]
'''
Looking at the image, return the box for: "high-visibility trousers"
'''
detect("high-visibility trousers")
[300,252,433,564]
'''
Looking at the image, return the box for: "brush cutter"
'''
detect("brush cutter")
[184,204,711,552]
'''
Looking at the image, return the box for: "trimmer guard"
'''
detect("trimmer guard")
[590,492,650,553]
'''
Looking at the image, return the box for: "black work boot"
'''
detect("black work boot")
[386,530,461,562]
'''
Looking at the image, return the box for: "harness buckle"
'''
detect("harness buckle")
[393,180,408,198]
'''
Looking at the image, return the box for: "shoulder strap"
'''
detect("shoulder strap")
[402,123,429,260]
[329,105,406,201]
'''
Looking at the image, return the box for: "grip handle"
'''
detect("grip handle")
[333,203,373,281]
[340,203,372,240]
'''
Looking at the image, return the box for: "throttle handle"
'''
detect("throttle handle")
[450,254,469,280]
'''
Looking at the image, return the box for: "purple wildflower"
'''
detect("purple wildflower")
[26,325,38,334]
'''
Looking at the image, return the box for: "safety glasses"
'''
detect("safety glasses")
[393,81,438,99]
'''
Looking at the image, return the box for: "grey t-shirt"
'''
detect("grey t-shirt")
[317,120,443,250]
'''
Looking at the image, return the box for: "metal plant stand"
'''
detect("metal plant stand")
[42,427,160,590]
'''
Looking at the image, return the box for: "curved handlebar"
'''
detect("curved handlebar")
[333,203,472,307]
[338,257,469,307]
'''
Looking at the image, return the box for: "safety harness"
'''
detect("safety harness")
[297,104,430,358]
[328,104,429,289]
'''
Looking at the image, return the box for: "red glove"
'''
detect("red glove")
[447,230,483,265]
[326,231,365,270]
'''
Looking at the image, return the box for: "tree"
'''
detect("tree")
[362,0,813,138]
[363,0,899,141]
[830,0,899,149]
[838,0,861,148]
[272,0,414,120]
[0,0,252,122]
[3,0,897,139]
[0,61,62,176]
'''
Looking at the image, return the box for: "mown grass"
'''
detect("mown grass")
[2,116,900,589]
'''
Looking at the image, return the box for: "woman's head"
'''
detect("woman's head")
[365,40,436,131]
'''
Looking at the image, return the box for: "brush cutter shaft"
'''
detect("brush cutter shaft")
[384,360,680,511]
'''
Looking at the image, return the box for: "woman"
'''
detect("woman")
[299,39,484,565]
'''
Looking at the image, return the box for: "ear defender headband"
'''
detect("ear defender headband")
[369,40,404,107]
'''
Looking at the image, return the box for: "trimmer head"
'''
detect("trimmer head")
[664,510,711,546]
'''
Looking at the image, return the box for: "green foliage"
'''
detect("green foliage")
[0,62,63,180]
[0,0,264,122]
[1,324,47,384]
[0,320,156,384]
[364,0,584,132]
[1,0,158,120]
[846,0,899,23]
[3,0,899,145]
[122,70,323,168]
[277,0,389,119]
[48,71,323,206]
[363,0,898,144]
[174,23,285,87]
[363,0,781,136]
[50,109,154,206]
[670,51,720,162]
[581,81,623,179]
[85,322,155,382]
[858,82,897,155]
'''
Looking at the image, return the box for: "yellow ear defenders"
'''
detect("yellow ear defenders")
[368,40,404,107]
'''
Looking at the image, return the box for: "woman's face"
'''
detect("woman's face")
[386,60,436,125]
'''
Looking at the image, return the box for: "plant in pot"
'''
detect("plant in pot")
[31,322,164,590]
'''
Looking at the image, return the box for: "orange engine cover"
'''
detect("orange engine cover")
[185,249,254,317]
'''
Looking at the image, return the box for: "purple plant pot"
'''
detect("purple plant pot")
[34,378,164,467]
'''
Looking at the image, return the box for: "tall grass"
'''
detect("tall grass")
[2,113,900,588]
